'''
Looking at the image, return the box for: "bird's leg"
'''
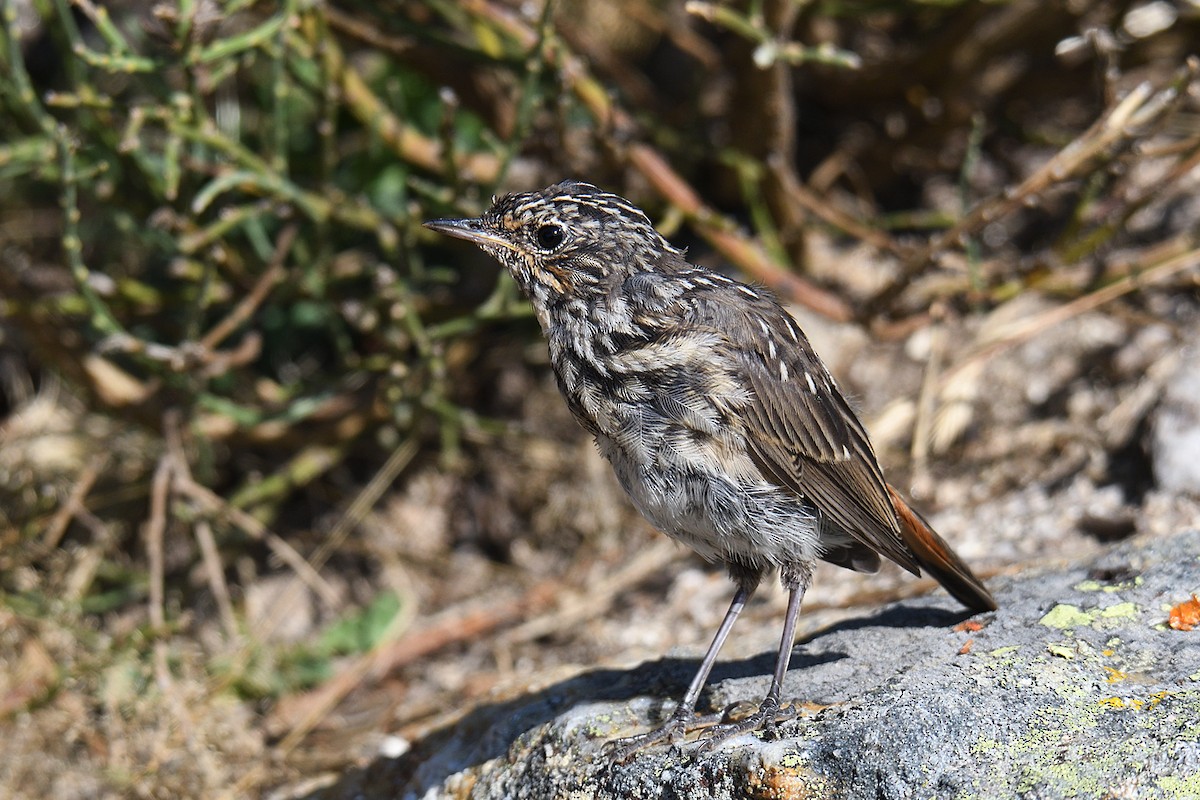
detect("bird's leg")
[697,564,811,751]
[606,582,755,761]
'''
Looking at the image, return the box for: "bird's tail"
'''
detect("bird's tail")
[886,484,997,613]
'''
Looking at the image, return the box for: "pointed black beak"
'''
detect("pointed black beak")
[423,218,518,252]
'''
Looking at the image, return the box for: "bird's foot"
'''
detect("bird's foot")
[606,699,799,760]
[604,708,724,762]
[693,697,798,752]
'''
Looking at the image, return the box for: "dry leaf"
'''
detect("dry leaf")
[1168,594,1200,631]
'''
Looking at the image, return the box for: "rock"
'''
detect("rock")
[328,529,1200,800]
[1152,340,1200,495]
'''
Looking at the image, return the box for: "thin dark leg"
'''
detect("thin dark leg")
[760,570,807,713]
[606,583,754,761]
[669,583,753,721]
[698,564,811,750]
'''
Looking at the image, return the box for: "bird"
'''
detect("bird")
[424,179,996,757]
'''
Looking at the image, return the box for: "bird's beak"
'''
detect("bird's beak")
[423,218,518,252]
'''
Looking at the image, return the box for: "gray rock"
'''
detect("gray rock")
[333,530,1200,800]
[1153,340,1200,495]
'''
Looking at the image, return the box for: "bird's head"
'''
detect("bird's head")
[424,180,681,301]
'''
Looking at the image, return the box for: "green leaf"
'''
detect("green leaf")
[319,592,402,656]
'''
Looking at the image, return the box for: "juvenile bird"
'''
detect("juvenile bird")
[425,180,996,756]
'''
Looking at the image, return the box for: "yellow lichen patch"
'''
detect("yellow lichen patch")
[1098,691,1173,711]
[1039,602,1142,630]
[1104,666,1130,684]
[1099,602,1139,620]
[1047,642,1076,660]
[1040,604,1095,629]
[1073,577,1143,594]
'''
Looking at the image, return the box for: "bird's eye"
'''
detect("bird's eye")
[535,224,565,250]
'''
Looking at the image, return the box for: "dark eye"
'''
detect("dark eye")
[535,224,565,250]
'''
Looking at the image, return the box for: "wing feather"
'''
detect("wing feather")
[687,283,920,574]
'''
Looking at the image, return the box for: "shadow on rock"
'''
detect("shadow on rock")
[809,602,973,636]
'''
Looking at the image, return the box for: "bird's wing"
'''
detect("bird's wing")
[687,281,920,574]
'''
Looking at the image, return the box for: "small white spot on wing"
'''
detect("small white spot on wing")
[779,361,789,381]
[805,371,817,394]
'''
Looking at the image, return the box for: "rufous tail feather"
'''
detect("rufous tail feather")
[887,484,997,612]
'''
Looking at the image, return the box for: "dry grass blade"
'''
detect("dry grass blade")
[145,441,171,637]
[164,413,240,642]
[172,476,340,608]
[198,224,296,353]
[40,453,105,552]
[143,414,198,761]
[910,317,948,472]
[772,155,906,256]
[941,241,1200,391]
[194,519,239,640]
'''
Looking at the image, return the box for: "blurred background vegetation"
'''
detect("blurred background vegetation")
[1,0,1198,796]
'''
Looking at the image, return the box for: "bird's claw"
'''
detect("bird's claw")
[605,701,798,760]
[694,699,798,753]
[604,717,688,762]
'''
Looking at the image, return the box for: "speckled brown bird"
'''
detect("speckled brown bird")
[425,180,996,756]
